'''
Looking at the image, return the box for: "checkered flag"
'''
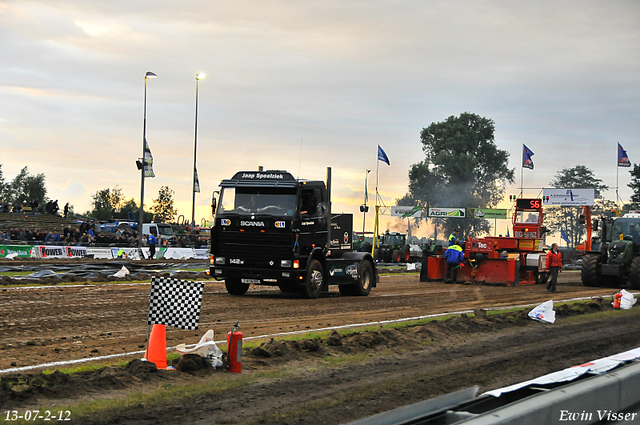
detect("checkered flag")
[148,277,204,330]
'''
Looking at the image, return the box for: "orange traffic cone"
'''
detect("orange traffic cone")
[144,324,167,369]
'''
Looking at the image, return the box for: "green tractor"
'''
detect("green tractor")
[581,212,640,288]
[374,231,410,263]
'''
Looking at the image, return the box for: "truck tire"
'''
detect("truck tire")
[404,246,411,262]
[629,257,640,290]
[392,249,401,263]
[225,278,250,295]
[339,260,373,296]
[581,254,601,287]
[536,272,549,285]
[301,260,323,299]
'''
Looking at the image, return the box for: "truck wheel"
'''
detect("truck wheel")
[404,247,411,262]
[629,257,640,290]
[536,272,549,285]
[339,260,373,296]
[581,254,601,287]
[301,260,323,299]
[225,278,249,295]
[392,249,401,263]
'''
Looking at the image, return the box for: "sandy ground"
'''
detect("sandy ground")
[1,269,639,424]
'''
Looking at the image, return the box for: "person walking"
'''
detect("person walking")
[148,233,157,259]
[444,241,464,283]
[545,243,562,292]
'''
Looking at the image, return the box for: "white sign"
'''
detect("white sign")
[427,207,466,218]
[391,206,423,218]
[543,189,595,206]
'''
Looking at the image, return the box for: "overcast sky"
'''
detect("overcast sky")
[1,0,638,236]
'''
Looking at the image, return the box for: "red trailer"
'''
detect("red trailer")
[426,198,549,286]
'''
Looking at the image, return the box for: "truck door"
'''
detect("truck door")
[298,186,328,256]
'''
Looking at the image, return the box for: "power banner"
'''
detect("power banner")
[469,208,508,219]
[543,189,595,206]
[427,207,466,218]
[390,206,423,218]
[0,245,35,258]
[35,246,87,259]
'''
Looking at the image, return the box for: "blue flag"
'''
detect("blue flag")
[618,143,631,167]
[522,144,534,170]
[378,145,390,165]
[560,229,571,245]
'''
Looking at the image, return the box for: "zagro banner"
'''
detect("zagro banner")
[427,207,466,218]
[35,245,87,259]
[470,208,508,219]
[543,189,595,206]
[391,206,423,218]
[0,245,34,258]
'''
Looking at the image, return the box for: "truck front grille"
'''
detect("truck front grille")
[216,231,292,266]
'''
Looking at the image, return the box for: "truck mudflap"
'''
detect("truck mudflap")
[325,251,378,286]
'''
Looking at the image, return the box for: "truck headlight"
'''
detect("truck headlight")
[215,257,225,265]
[281,260,292,268]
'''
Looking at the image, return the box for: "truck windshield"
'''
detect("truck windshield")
[157,226,174,237]
[515,211,539,224]
[218,187,297,216]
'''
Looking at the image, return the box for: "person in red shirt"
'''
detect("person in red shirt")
[545,243,562,292]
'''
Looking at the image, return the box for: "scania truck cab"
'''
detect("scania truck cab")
[210,168,377,298]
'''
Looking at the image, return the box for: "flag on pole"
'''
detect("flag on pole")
[522,144,534,170]
[144,138,155,178]
[560,229,571,245]
[193,168,201,193]
[378,145,390,165]
[618,143,631,167]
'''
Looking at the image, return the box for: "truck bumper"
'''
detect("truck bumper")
[212,266,302,285]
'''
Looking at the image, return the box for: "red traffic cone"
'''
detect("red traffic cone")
[144,324,167,369]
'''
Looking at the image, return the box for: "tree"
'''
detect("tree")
[8,166,47,208]
[401,112,514,238]
[629,164,640,208]
[88,187,125,220]
[151,186,177,223]
[0,165,8,202]
[544,166,609,248]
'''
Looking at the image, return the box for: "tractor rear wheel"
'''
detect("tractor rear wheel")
[629,257,640,290]
[339,260,373,296]
[581,254,601,287]
[225,278,250,295]
[404,246,411,262]
[392,249,401,263]
[301,259,323,299]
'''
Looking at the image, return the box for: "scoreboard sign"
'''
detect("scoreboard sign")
[516,198,542,210]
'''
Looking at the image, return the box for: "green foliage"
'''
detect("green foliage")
[151,186,177,222]
[0,166,48,208]
[544,166,609,247]
[402,112,514,237]
[629,163,640,208]
[88,187,126,220]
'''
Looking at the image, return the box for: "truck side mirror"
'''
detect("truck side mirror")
[211,191,219,216]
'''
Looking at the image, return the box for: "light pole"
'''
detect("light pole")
[138,71,158,248]
[362,169,372,233]
[191,72,206,227]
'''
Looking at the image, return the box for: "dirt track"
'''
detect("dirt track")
[1,269,640,424]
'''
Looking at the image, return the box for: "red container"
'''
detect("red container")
[227,330,243,373]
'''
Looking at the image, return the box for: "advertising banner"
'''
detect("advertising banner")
[0,245,34,258]
[427,207,466,218]
[86,248,115,259]
[35,245,87,259]
[543,189,595,206]
[390,206,423,218]
[469,208,508,219]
